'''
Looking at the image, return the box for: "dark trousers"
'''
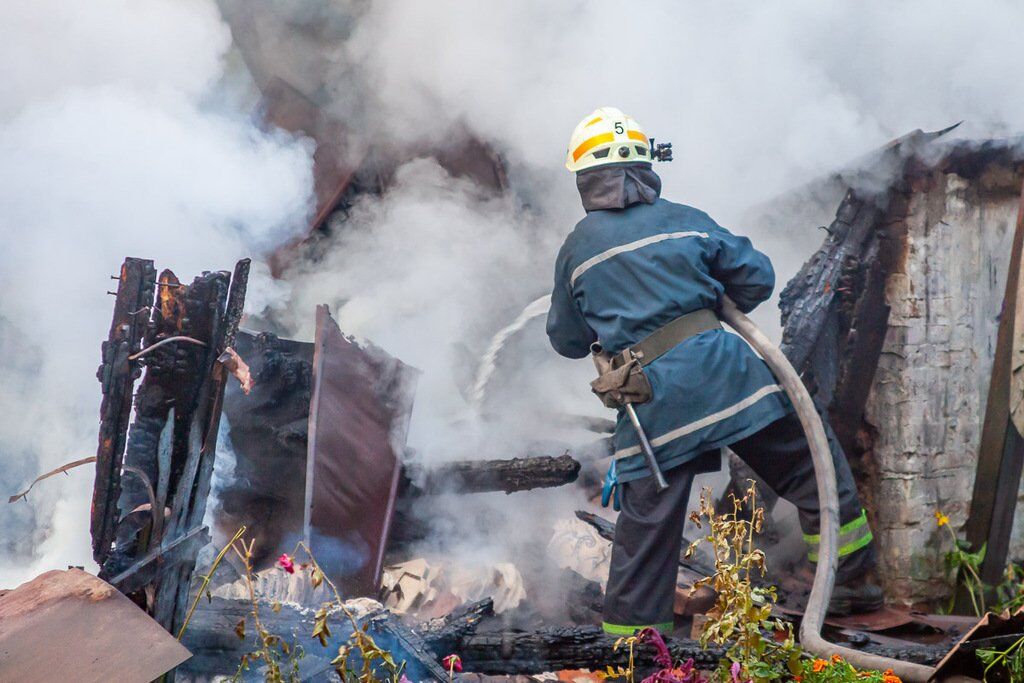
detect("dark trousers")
[602,411,876,632]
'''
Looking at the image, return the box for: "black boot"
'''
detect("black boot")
[828,575,884,616]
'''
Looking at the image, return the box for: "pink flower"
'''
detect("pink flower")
[399,676,413,683]
[276,553,295,574]
[730,662,741,683]
[638,628,673,668]
[442,654,462,673]
[636,630,707,683]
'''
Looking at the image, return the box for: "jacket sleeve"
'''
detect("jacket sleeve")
[546,262,597,360]
[708,225,775,314]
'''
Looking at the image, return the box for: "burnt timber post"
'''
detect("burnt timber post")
[93,258,156,565]
[92,257,251,654]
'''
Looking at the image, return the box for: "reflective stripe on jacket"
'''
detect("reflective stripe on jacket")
[546,197,792,482]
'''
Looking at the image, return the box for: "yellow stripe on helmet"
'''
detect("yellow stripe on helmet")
[572,132,615,162]
[627,130,648,143]
[585,116,603,127]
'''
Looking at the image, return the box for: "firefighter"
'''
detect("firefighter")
[546,107,882,636]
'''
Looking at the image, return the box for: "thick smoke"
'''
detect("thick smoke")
[0,0,313,585]
[337,0,1024,330]
[277,0,1024,586]
[5,0,1024,596]
[282,0,1024,461]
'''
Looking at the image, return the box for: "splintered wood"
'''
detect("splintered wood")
[91,257,250,643]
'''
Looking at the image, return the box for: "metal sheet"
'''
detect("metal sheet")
[932,606,1024,680]
[0,569,190,682]
[305,305,418,597]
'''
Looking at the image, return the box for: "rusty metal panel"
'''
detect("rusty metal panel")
[305,305,417,597]
[0,569,190,682]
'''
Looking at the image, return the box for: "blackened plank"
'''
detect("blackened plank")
[92,257,155,565]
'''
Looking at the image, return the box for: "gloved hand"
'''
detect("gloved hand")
[601,460,621,511]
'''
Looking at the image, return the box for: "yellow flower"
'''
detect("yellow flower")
[935,511,949,527]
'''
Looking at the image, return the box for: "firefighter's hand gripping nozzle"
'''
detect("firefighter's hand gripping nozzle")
[649,138,673,163]
[590,342,670,492]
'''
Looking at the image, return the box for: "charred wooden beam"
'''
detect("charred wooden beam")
[93,257,156,565]
[448,627,945,674]
[217,329,313,568]
[404,454,580,496]
[181,596,459,680]
[181,594,946,678]
[778,190,896,455]
[777,128,960,460]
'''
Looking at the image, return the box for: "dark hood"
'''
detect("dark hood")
[576,162,661,212]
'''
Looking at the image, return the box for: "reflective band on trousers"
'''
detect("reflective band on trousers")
[804,509,873,562]
[602,621,674,636]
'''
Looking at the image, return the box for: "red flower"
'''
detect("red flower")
[443,654,462,673]
[276,553,296,574]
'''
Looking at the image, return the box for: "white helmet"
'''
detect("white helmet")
[565,106,651,173]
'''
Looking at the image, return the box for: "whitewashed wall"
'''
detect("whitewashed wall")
[865,168,1021,604]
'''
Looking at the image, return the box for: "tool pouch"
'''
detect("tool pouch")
[590,352,653,409]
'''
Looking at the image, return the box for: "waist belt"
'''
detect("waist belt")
[610,308,721,370]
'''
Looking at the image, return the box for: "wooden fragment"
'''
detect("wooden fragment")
[106,525,210,594]
[92,257,155,564]
[91,258,252,667]
[152,270,232,636]
[405,454,580,495]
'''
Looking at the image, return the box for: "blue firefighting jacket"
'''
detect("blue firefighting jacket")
[546,197,792,483]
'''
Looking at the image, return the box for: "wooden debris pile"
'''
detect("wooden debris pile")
[93,256,250,638]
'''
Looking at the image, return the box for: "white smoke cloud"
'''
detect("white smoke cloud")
[347,0,1023,211]
[283,0,1024,462]
[6,0,1024,595]
[0,0,313,585]
[276,0,1024,585]
[336,0,1024,334]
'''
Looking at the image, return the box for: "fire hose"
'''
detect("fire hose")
[719,296,936,682]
